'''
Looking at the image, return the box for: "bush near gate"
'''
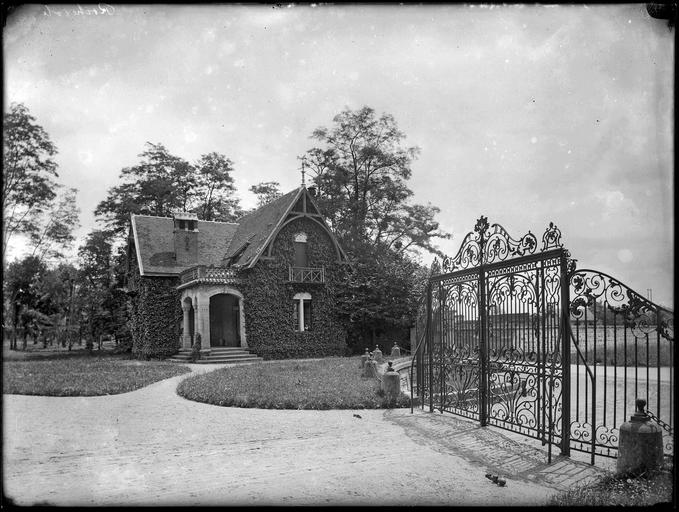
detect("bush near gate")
[548,463,672,507]
[176,356,410,409]
[3,353,190,396]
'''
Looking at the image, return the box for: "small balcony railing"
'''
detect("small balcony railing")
[179,265,239,288]
[288,266,325,283]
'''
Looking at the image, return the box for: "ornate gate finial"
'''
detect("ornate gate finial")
[542,222,563,250]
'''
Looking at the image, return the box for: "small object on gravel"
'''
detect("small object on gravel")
[485,473,493,480]
[497,479,506,487]
[491,475,499,483]
[353,414,362,419]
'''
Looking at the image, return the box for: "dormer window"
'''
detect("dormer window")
[173,212,198,232]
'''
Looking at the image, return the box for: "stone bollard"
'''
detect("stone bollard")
[360,348,370,368]
[382,361,401,402]
[390,342,401,358]
[616,399,664,476]
[373,345,383,362]
[362,356,378,379]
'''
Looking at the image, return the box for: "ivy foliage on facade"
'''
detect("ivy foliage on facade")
[127,249,182,359]
[126,215,348,360]
[239,217,347,359]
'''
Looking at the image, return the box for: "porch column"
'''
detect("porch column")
[238,296,248,348]
[195,297,211,354]
[181,302,192,348]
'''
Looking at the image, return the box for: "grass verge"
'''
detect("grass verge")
[177,356,410,409]
[3,354,191,396]
[547,465,673,506]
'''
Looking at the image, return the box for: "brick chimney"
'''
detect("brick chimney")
[173,212,199,266]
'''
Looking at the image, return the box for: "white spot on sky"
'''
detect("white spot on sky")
[567,149,572,154]
[145,104,155,114]
[530,136,537,144]
[233,59,245,68]
[203,28,216,42]
[78,150,93,165]
[220,41,236,56]
[617,249,633,263]
[282,126,292,138]
[349,71,359,81]
[183,127,197,143]
[205,66,214,75]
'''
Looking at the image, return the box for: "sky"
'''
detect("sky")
[3,3,674,307]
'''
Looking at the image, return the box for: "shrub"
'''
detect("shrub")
[190,335,202,362]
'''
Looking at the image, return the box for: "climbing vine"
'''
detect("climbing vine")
[240,217,348,359]
[127,249,182,359]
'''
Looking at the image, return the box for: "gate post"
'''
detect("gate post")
[560,252,571,456]
[427,280,434,413]
[479,265,488,427]
[439,280,445,414]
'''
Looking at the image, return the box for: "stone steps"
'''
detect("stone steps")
[168,347,263,364]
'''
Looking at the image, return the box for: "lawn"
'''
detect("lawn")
[177,356,410,409]
[3,353,191,396]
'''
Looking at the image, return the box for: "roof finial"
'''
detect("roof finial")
[301,161,306,186]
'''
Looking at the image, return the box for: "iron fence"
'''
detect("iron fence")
[411,216,674,465]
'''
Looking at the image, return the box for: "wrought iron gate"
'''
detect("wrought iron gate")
[411,216,674,465]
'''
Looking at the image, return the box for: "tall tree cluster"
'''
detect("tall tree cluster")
[3,102,446,355]
[94,143,243,240]
[300,106,449,350]
[3,103,80,263]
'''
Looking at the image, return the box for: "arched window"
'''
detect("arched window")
[293,232,308,267]
[293,292,312,332]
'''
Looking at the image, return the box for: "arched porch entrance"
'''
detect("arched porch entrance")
[178,284,247,352]
[209,293,240,347]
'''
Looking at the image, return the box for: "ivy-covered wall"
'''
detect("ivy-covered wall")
[239,217,348,359]
[127,245,182,359]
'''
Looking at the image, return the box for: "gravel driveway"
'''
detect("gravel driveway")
[3,363,606,506]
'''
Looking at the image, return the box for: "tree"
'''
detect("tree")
[95,143,242,239]
[300,106,449,256]
[3,255,48,350]
[193,152,242,221]
[249,181,282,209]
[27,186,80,262]
[2,103,60,263]
[299,106,450,349]
[37,262,81,349]
[78,230,128,351]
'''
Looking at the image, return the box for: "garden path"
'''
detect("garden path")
[3,362,607,506]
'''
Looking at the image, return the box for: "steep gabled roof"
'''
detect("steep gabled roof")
[222,187,303,268]
[131,215,238,276]
[130,185,346,276]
